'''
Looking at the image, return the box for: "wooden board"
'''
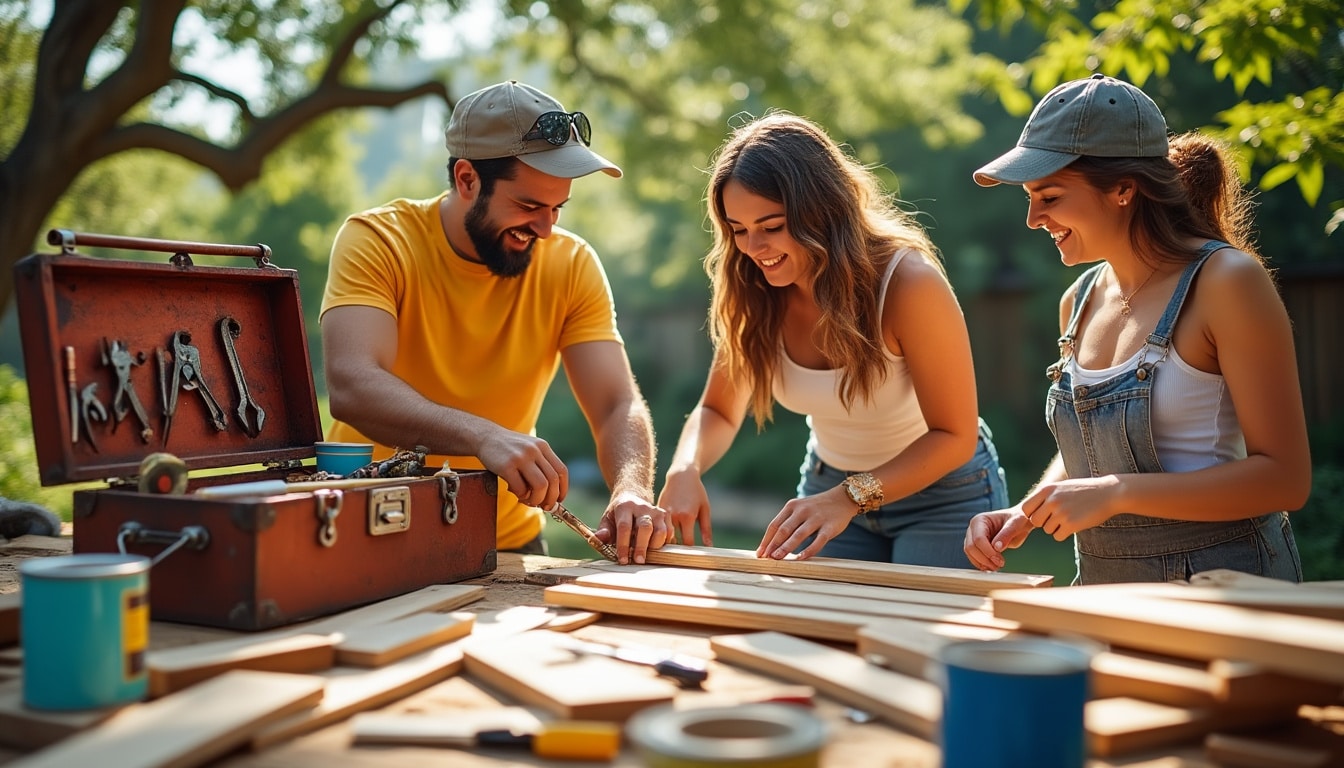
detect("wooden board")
[1203,732,1331,768]
[1208,660,1343,707]
[544,583,866,642]
[570,569,1017,631]
[990,585,1344,684]
[1085,696,1299,757]
[249,604,558,750]
[856,619,1016,678]
[1120,581,1344,621]
[9,670,324,768]
[349,708,544,746]
[296,583,486,635]
[462,630,677,721]
[148,633,336,698]
[0,680,121,750]
[532,563,991,610]
[335,613,474,667]
[709,631,941,740]
[645,545,1052,595]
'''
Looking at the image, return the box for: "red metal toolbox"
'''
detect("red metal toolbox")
[13,230,497,630]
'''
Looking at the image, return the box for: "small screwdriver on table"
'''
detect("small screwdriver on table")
[560,637,709,687]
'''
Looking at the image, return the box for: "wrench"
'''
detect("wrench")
[218,317,265,437]
[164,330,228,445]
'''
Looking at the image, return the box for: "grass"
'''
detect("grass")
[543,486,1079,585]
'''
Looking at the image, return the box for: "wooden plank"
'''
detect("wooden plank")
[349,708,545,746]
[544,583,865,642]
[335,613,474,667]
[10,670,324,768]
[709,631,940,740]
[249,604,558,750]
[645,545,1052,595]
[1207,659,1343,706]
[570,569,1018,631]
[856,620,1244,709]
[1085,697,1299,757]
[462,630,678,721]
[1121,581,1344,621]
[1203,732,1331,768]
[296,584,486,635]
[991,586,1344,684]
[0,680,120,750]
[535,562,991,610]
[148,634,336,698]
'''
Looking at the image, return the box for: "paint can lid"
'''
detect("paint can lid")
[19,553,151,580]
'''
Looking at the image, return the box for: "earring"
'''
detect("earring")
[1119,199,1128,207]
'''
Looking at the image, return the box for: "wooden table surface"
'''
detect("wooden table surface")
[0,537,1250,767]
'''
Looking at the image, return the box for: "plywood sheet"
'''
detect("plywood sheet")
[148,633,336,697]
[0,680,120,750]
[462,630,677,721]
[646,545,1051,595]
[335,613,474,667]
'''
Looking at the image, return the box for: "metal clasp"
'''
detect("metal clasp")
[437,470,460,524]
[368,486,411,535]
[314,488,342,547]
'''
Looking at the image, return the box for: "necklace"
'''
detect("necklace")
[1117,265,1157,315]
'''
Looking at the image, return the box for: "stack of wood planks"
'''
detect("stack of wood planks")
[536,546,1344,763]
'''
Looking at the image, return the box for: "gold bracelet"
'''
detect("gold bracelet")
[840,472,884,514]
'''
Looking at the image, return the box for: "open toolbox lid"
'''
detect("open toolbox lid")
[13,229,323,486]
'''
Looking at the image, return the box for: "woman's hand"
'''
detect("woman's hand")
[657,470,714,546]
[963,509,1035,571]
[756,489,855,560]
[1022,475,1121,540]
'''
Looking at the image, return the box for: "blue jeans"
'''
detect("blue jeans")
[797,421,1008,567]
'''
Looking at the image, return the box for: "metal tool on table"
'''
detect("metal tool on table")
[218,316,265,436]
[163,329,228,445]
[558,637,709,687]
[78,383,109,452]
[101,337,154,443]
[546,501,618,561]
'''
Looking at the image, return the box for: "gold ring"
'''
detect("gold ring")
[637,514,654,526]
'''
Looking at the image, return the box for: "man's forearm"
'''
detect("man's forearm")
[593,398,656,502]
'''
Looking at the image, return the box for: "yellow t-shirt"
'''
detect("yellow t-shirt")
[319,194,623,549]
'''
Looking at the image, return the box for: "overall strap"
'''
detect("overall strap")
[1057,264,1108,360]
[1143,241,1234,350]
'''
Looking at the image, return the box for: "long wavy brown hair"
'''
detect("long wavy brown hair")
[704,113,943,429]
[1069,131,1261,267]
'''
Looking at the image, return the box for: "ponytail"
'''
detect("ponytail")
[1168,132,1260,261]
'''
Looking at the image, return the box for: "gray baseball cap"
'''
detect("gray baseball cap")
[444,80,622,179]
[973,74,1168,186]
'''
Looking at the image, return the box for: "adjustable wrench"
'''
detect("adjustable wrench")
[219,317,265,437]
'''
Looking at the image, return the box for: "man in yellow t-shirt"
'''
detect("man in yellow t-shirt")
[320,80,667,564]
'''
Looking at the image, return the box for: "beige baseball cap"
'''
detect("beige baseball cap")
[973,74,1169,186]
[444,80,622,179]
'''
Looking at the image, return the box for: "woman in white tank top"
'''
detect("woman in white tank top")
[658,113,1007,565]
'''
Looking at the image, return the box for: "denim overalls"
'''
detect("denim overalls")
[1047,242,1301,584]
[798,419,1009,567]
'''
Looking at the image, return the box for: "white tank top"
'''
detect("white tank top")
[772,250,928,471]
[1065,348,1246,471]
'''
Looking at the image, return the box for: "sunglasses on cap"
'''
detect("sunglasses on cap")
[522,111,592,147]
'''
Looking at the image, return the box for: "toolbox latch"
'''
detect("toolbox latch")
[437,470,460,525]
[314,489,342,547]
[368,486,411,536]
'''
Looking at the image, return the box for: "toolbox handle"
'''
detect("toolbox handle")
[48,229,275,269]
[117,521,211,566]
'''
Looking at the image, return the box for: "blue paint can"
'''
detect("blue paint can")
[936,637,1095,768]
[314,441,374,476]
[20,554,150,710]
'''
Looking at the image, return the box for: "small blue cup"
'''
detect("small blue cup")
[936,637,1094,768]
[315,441,374,476]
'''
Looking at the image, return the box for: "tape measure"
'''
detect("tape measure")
[627,703,827,767]
[137,452,189,495]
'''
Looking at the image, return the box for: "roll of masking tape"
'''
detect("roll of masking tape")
[627,703,827,767]
[137,452,189,495]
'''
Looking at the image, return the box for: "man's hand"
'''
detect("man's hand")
[477,428,568,513]
[594,491,669,565]
[963,509,1035,571]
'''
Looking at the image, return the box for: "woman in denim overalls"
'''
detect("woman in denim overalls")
[963,75,1307,584]
[659,113,1007,565]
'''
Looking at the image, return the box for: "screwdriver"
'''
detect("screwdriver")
[560,637,709,687]
[478,721,621,761]
[350,712,621,761]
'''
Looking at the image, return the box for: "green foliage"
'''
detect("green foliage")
[0,365,71,520]
[1295,463,1344,580]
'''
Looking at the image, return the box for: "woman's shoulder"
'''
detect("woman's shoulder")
[1194,242,1272,293]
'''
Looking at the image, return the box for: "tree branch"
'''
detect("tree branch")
[92,80,450,190]
[560,19,669,117]
[171,69,257,121]
[322,0,410,86]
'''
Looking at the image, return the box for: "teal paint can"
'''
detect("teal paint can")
[20,554,151,710]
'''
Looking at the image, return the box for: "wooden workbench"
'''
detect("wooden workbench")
[0,539,1323,767]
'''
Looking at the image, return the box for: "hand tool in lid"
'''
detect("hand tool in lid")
[558,637,709,687]
[65,346,78,445]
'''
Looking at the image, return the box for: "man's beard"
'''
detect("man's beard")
[464,193,535,278]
